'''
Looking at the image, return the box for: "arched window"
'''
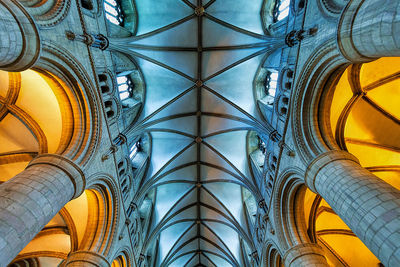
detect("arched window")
[242,188,257,225]
[273,0,290,22]
[258,135,267,154]
[248,132,267,183]
[104,0,124,25]
[129,139,141,160]
[138,191,155,245]
[117,75,134,102]
[264,70,278,105]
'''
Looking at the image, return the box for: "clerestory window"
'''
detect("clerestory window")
[258,136,267,154]
[104,0,124,25]
[129,140,141,160]
[273,0,290,22]
[264,70,278,105]
[117,75,134,102]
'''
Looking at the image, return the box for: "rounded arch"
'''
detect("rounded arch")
[36,41,102,166]
[82,174,121,257]
[18,0,71,27]
[261,0,292,35]
[317,0,348,17]
[296,56,400,266]
[58,207,79,252]
[291,39,349,163]
[0,65,95,182]
[319,57,400,180]
[263,241,284,267]
[111,249,132,267]
[272,168,310,250]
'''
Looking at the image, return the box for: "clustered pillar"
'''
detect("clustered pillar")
[305,151,400,266]
[0,154,85,264]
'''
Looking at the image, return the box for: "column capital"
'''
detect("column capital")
[283,243,329,267]
[65,251,111,267]
[27,154,85,199]
[305,150,359,193]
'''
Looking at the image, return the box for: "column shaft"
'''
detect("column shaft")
[306,151,400,266]
[0,3,23,66]
[0,0,40,71]
[0,154,84,265]
[338,0,400,61]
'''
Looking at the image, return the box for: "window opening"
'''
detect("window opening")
[258,136,267,154]
[117,75,134,101]
[104,0,124,25]
[264,70,278,105]
[273,0,290,22]
[130,140,141,160]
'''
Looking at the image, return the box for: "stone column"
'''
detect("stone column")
[305,151,400,266]
[338,0,400,62]
[0,0,40,71]
[0,154,85,265]
[65,251,111,267]
[283,243,329,267]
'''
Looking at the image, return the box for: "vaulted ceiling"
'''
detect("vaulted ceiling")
[109,1,282,266]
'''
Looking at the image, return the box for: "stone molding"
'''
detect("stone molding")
[19,0,71,27]
[65,251,111,267]
[283,243,329,267]
[305,150,359,193]
[27,154,86,199]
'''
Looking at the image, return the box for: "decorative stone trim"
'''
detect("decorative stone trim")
[65,251,111,267]
[283,243,329,267]
[27,154,86,199]
[19,0,71,27]
[304,150,359,193]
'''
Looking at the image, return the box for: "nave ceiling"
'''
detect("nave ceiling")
[2,0,400,266]
[109,1,283,266]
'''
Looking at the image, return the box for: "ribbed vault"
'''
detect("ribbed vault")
[109,1,283,266]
